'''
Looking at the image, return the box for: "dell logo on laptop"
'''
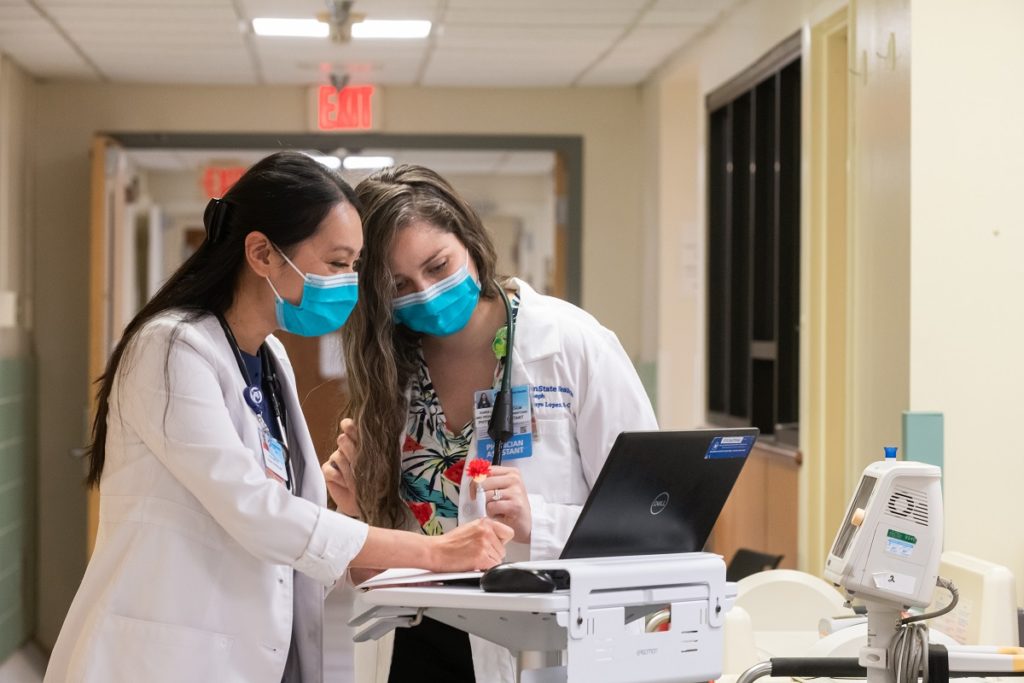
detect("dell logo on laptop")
[650,492,670,515]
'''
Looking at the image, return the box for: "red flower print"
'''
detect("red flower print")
[444,459,466,483]
[403,435,424,453]
[406,501,433,526]
[467,459,491,480]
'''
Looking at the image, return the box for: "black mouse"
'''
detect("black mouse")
[480,565,557,593]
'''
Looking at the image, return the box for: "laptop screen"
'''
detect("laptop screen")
[559,429,757,560]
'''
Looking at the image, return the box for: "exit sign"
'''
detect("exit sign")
[316,84,375,131]
[201,166,247,198]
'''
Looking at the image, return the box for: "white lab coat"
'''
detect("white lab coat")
[45,311,369,683]
[356,278,658,682]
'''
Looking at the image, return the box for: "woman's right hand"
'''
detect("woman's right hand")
[323,418,361,517]
[428,518,514,572]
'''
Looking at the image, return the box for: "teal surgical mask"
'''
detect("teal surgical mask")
[267,248,358,337]
[392,253,480,336]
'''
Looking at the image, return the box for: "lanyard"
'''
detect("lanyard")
[216,314,289,446]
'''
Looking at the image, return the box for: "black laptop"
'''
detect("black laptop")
[558,428,758,560]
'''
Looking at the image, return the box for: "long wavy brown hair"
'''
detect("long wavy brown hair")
[345,165,500,528]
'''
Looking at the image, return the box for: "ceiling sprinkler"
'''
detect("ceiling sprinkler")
[319,0,365,44]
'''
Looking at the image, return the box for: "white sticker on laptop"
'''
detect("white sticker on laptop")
[705,435,755,460]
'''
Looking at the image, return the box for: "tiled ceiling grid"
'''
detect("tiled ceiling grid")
[0,0,740,86]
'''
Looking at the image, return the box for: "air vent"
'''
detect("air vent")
[886,486,929,526]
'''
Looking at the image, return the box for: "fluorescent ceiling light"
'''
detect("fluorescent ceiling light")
[343,156,394,170]
[312,155,342,170]
[252,18,329,38]
[351,20,431,39]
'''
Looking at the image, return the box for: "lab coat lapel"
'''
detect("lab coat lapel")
[508,278,560,364]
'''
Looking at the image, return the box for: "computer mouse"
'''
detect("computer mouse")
[480,565,557,593]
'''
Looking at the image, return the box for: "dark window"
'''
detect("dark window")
[706,39,801,448]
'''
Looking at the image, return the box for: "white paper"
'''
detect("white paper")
[356,567,484,590]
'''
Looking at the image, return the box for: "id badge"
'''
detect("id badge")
[473,384,534,461]
[257,415,289,485]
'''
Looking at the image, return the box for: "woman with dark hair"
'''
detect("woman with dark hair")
[324,164,657,682]
[45,152,511,683]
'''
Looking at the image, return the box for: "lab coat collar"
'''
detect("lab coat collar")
[505,277,560,364]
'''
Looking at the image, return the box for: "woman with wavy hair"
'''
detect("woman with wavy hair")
[325,164,657,682]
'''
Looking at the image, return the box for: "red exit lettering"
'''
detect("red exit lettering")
[318,84,374,131]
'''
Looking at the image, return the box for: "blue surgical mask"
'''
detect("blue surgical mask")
[392,253,480,336]
[266,249,358,337]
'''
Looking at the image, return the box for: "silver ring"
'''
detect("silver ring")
[492,488,502,502]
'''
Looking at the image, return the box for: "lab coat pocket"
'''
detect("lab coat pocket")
[520,417,575,504]
[83,614,234,683]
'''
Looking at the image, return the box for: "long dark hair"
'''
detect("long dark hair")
[343,164,499,528]
[86,151,360,486]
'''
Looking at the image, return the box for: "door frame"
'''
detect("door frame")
[87,135,127,553]
[801,7,853,569]
[103,131,584,305]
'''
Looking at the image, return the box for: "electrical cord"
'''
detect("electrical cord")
[901,577,959,625]
[891,577,959,683]
[893,621,929,683]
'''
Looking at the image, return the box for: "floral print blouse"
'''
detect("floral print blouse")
[400,293,521,535]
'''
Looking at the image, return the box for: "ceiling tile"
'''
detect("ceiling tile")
[642,10,720,26]
[577,24,703,84]
[101,65,257,85]
[444,7,637,26]
[3,0,743,86]
[0,25,96,78]
[91,50,251,69]
[576,65,650,86]
[260,61,420,86]
[36,0,218,4]
[254,38,425,60]
[428,47,594,70]
[45,4,234,18]
[240,0,435,20]
[446,0,646,8]
[0,4,37,21]
[237,0,325,17]
[434,24,618,55]
[422,62,580,88]
[612,25,702,59]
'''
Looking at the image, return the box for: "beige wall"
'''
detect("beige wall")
[847,0,912,496]
[909,0,1024,604]
[29,81,644,647]
[643,0,845,435]
[643,63,702,428]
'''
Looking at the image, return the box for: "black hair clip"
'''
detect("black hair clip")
[203,198,232,244]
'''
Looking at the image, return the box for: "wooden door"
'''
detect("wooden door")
[87,135,130,554]
[706,443,800,570]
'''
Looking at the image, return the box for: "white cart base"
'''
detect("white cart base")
[350,553,737,683]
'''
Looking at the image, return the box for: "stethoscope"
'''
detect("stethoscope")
[487,283,516,466]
